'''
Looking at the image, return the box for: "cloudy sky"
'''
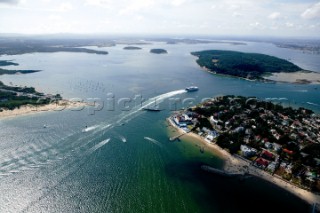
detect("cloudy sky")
[0,0,319,37]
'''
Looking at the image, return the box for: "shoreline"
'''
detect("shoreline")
[200,66,320,85]
[263,71,320,84]
[166,117,320,206]
[0,100,91,120]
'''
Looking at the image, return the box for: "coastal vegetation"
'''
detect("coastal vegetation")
[0,46,108,56]
[191,50,302,80]
[170,95,320,192]
[0,59,63,113]
[0,39,109,56]
[150,49,167,54]
[123,46,142,50]
[0,68,40,75]
[0,60,18,66]
[0,81,61,111]
[0,60,40,75]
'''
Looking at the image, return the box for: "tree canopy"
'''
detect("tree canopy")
[191,50,302,79]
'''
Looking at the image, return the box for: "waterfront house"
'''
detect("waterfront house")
[240,145,257,158]
[255,158,269,168]
[261,150,275,161]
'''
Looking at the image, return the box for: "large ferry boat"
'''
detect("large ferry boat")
[185,86,199,92]
[143,108,162,112]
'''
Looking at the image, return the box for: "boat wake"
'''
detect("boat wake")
[89,138,110,153]
[120,136,127,143]
[265,97,288,101]
[116,89,187,124]
[82,125,100,132]
[0,90,185,177]
[144,137,162,147]
[307,102,319,106]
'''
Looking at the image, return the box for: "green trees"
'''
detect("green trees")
[150,49,168,54]
[191,50,302,79]
[0,81,58,110]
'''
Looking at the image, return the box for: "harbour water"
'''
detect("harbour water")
[0,40,319,212]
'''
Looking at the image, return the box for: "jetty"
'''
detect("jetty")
[201,165,245,177]
[169,131,189,141]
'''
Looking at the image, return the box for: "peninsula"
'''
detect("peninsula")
[0,60,40,75]
[0,81,61,111]
[0,39,108,56]
[168,95,320,206]
[191,50,320,83]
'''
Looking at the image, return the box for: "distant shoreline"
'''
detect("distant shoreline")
[166,117,320,206]
[191,50,320,84]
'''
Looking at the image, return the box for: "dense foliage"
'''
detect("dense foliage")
[0,81,61,110]
[191,50,302,79]
[0,60,40,75]
[0,68,40,75]
[0,60,19,66]
[123,46,142,50]
[0,40,108,56]
[150,49,167,54]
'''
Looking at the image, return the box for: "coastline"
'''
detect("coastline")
[166,118,320,206]
[263,71,320,84]
[0,100,90,120]
[200,65,320,85]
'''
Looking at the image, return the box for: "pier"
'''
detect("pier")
[201,165,245,177]
[169,131,189,141]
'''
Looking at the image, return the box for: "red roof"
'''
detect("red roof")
[283,149,294,155]
[256,158,269,167]
[262,150,274,158]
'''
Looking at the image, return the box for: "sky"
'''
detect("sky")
[0,0,319,37]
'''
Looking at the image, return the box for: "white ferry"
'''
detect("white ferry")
[185,86,199,92]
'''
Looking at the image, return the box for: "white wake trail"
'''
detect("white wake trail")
[89,138,111,152]
[82,125,100,132]
[120,136,127,143]
[116,89,187,124]
[144,137,162,147]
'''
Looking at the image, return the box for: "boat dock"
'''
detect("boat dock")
[201,165,245,177]
[169,131,189,141]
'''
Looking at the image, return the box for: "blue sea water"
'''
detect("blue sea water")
[0,41,319,212]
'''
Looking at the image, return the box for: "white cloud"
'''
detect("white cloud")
[268,12,281,20]
[285,22,294,28]
[0,0,319,36]
[58,2,73,12]
[171,0,186,7]
[301,2,320,19]
[232,12,242,17]
[249,21,265,29]
[84,0,111,8]
[49,14,62,20]
[119,0,155,15]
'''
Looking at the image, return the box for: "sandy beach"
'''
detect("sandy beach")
[263,71,320,84]
[0,100,91,119]
[167,118,320,206]
[200,65,320,85]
